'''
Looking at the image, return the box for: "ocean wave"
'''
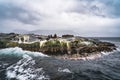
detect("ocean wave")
[0,47,48,57]
[86,46,120,60]
[78,50,117,60]
[6,55,50,80]
[117,48,120,52]
[58,67,72,73]
[101,51,115,56]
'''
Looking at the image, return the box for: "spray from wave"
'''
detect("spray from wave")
[0,46,118,61]
[6,55,50,80]
[0,47,48,57]
[0,47,50,80]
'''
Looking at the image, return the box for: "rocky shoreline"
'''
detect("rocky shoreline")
[0,33,117,60]
[37,39,116,60]
[13,42,116,60]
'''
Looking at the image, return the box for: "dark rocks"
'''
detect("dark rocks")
[40,46,68,55]
[38,41,116,57]
[0,33,117,58]
[96,42,116,47]
[62,34,74,38]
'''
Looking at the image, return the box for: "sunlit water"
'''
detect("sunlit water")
[0,38,120,80]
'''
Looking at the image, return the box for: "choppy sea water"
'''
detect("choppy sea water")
[0,38,120,80]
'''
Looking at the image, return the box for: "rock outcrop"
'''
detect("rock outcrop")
[0,33,116,59]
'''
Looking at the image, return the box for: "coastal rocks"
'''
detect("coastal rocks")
[10,40,117,57]
[0,34,117,59]
[38,40,116,58]
[39,46,68,55]
[71,42,116,56]
[96,42,116,47]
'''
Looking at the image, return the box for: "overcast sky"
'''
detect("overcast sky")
[0,0,120,37]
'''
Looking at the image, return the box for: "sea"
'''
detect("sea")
[0,37,120,80]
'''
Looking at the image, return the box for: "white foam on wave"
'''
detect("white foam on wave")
[6,55,50,80]
[117,48,120,52]
[58,67,72,73]
[0,47,48,57]
[86,50,117,60]
[101,50,117,56]
[101,52,110,56]
[74,50,117,61]
[0,47,24,56]
[85,54,102,60]
[116,41,120,52]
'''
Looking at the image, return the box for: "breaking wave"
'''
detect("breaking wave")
[0,47,48,57]
[58,67,72,73]
[6,55,50,80]
[0,47,50,80]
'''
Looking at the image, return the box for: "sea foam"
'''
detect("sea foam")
[0,47,48,57]
[58,67,72,73]
[6,54,50,80]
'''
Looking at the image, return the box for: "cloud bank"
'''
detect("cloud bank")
[0,0,120,37]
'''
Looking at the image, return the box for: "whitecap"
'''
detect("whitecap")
[78,50,117,60]
[6,70,16,78]
[85,54,102,60]
[0,47,48,57]
[6,55,50,80]
[58,67,72,73]
[0,47,24,56]
[101,50,117,56]
[117,48,120,52]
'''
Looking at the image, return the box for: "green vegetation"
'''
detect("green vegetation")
[0,40,40,52]
[18,42,40,51]
[0,40,9,48]
[60,42,67,47]
[44,40,61,47]
[71,40,79,48]
[7,42,19,47]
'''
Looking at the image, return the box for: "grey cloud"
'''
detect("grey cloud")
[0,3,40,24]
[96,0,120,18]
[68,0,120,18]
[0,0,120,37]
[67,0,107,17]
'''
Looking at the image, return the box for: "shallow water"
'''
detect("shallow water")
[0,38,120,80]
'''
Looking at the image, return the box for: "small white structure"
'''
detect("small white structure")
[18,35,30,44]
[18,37,22,44]
[81,41,91,45]
[23,35,30,43]
[39,40,47,48]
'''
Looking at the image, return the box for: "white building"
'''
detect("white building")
[18,35,30,43]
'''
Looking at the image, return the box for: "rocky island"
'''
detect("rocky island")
[0,33,116,60]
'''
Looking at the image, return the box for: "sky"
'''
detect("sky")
[0,0,120,37]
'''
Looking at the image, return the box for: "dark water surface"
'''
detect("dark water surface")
[0,38,120,80]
